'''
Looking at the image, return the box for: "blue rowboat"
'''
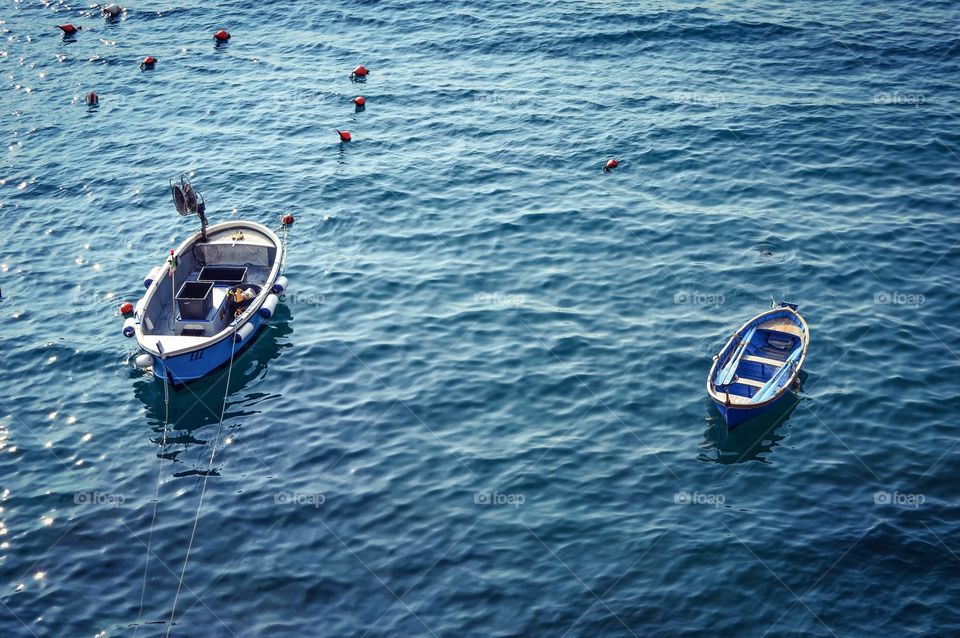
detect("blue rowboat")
[707,302,810,429]
[124,176,289,385]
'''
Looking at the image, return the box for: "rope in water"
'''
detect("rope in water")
[132,360,171,638]
[165,325,238,636]
[134,267,177,634]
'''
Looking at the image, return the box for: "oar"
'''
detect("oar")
[716,326,756,386]
[750,347,802,403]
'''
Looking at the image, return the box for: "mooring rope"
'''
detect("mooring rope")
[278,222,290,275]
[133,360,171,638]
[165,325,238,636]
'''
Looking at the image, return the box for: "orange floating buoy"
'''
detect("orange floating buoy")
[336,129,351,142]
[85,91,99,105]
[120,301,134,315]
[56,24,81,35]
[282,214,295,226]
[604,159,619,172]
[350,65,368,80]
[352,96,366,107]
[214,29,230,42]
[140,56,158,70]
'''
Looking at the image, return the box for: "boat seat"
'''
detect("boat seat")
[742,354,784,366]
[757,318,805,339]
[725,393,755,406]
[733,376,766,389]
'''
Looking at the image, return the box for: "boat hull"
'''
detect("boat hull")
[130,219,285,385]
[148,313,267,384]
[707,304,809,430]
[712,390,786,429]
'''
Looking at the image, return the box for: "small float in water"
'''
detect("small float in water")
[125,175,288,384]
[707,302,809,429]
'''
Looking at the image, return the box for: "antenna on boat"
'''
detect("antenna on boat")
[170,174,209,242]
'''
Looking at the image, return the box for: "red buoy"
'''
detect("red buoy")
[351,65,368,79]
[120,301,134,315]
[85,92,99,105]
[336,129,351,142]
[282,214,295,226]
[214,29,230,42]
[604,159,619,172]
[56,24,81,34]
[140,56,158,70]
[352,96,366,107]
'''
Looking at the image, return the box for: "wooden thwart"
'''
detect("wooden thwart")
[743,354,785,366]
[726,393,755,406]
[758,318,805,338]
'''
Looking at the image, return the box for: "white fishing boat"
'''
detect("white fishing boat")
[123,175,289,384]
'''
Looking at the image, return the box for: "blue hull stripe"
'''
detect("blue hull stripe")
[151,315,266,383]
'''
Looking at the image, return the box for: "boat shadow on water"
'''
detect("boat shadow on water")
[131,305,294,475]
[699,376,807,465]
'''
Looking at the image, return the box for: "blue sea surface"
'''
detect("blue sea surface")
[2,0,960,636]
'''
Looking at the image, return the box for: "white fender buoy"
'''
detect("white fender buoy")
[272,275,288,295]
[122,317,136,337]
[260,293,279,319]
[234,322,254,343]
[134,298,145,315]
[144,266,162,289]
[135,353,153,368]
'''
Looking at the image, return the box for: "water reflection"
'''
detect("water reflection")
[699,393,801,465]
[131,306,293,476]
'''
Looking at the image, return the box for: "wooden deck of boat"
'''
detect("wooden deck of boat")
[758,318,805,338]
[206,226,275,247]
[724,393,756,406]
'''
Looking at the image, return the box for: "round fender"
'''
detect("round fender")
[234,322,254,343]
[144,266,162,288]
[260,293,279,318]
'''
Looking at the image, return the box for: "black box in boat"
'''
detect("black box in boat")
[176,281,214,320]
[197,266,247,284]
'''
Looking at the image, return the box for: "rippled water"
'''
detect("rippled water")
[3,1,960,636]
